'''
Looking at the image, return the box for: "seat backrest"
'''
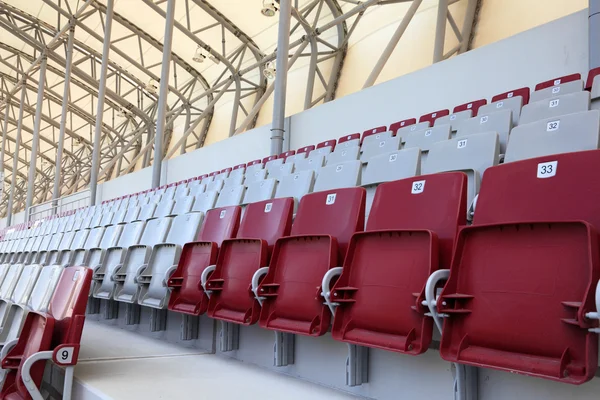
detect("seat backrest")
[0,264,23,298]
[294,154,325,174]
[338,133,360,145]
[154,199,175,218]
[98,224,123,249]
[27,265,62,313]
[116,221,145,248]
[124,206,141,223]
[520,91,590,124]
[456,109,513,153]
[492,87,531,105]
[531,78,583,103]
[70,229,89,251]
[245,162,264,177]
[369,172,467,268]
[58,231,75,251]
[267,162,294,181]
[314,160,361,192]
[47,267,92,347]
[362,131,392,146]
[229,167,245,182]
[473,150,600,229]
[419,109,450,125]
[361,148,420,186]
[138,203,157,221]
[274,170,315,205]
[326,146,360,165]
[215,186,246,208]
[99,211,114,227]
[236,198,294,253]
[47,233,64,251]
[453,99,487,116]
[139,218,172,246]
[389,118,417,135]
[207,179,224,192]
[403,124,451,152]
[174,186,190,199]
[188,182,206,197]
[434,110,472,131]
[293,187,366,259]
[244,168,267,184]
[478,96,523,126]
[84,227,105,249]
[9,264,41,304]
[504,110,600,163]
[361,136,401,162]
[172,196,195,215]
[223,174,244,188]
[197,206,241,246]
[243,179,277,204]
[192,191,218,213]
[164,213,203,246]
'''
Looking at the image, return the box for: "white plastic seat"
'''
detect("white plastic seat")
[311,145,334,157]
[92,221,148,300]
[154,199,175,218]
[267,161,294,181]
[313,160,361,192]
[520,91,590,124]
[162,186,176,201]
[397,121,430,138]
[85,224,124,271]
[56,229,90,267]
[424,131,500,212]
[434,110,473,132]
[37,233,63,265]
[245,162,264,177]
[192,191,218,213]
[223,174,244,188]
[360,136,401,163]
[294,154,325,175]
[361,131,393,148]
[71,226,107,266]
[455,109,513,153]
[207,179,224,192]
[188,183,206,197]
[0,264,41,335]
[243,179,277,204]
[244,169,267,184]
[504,110,600,163]
[174,186,190,199]
[403,125,451,165]
[0,265,23,301]
[46,231,75,266]
[112,218,172,304]
[215,185,246,208]
[530,79,584,102]
[139,203,157,220]
[138,213,204,309]
[228,167,245,183]
[172,196,195,215]
[336,138,360,150]
[214,170,230,182]
[479,96,523,126]
[274,170,315,210]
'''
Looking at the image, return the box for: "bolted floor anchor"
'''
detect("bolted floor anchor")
[181,314,200,341]
[274,331,294,367]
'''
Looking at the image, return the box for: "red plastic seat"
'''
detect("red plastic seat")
[388,118,416,136]
[438,150,600,384]
[278,150,295,160]
[316,139,336,151]
[491,87,530,105]
[167,206,241,316]
[258,187,366,336]
[338,133,360,144]
[453,99,487,116]
[535,73,581,91]
[361,126,387,143]
[585,68,600,90]
[1,267,92,399]
[247,159,261,167]
[297,145,315,155]
[262,155,278,164]
[331,173,467,354]
[206,198,294,325]
[232,163,246,171]
[419,109,449,125]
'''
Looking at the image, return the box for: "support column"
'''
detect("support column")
[590,0,600,69]
[53,24,76,211]
[7,85,27,226]
[151,0,177,189]
[270,0,292,156]
[25,55,48,214]
[89,0,115,206]
[363,0,422,88]
[0,94,9,195]
[433,0,448,63]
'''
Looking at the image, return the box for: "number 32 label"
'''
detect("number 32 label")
[411,180,426,194]
[537,161,557,178]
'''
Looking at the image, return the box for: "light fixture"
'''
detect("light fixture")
[208,53,220,65]
[264,61,276,80]
[261,0,279,17]
[146,78,158,95]
[117,107,130,119]
[193,46,206,63]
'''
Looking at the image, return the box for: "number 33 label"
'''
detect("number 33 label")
[537,161,557,178]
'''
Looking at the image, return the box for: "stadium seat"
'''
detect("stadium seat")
[424,131,500,212]
[419,109,450,125]
[167,206,241,315]
[388,118,416,136]
[326,146,360,165]
[312,139,336,155]
[504,110,600,163]
[434,110,472,132]
[192,191,218,213]
[245,168,268,184]
[455,109,513,153]
[76,224,122,268]
[205,198,294,325]
[520,91,590,124]
[91,221,146,300]
[314,160,361,192]
[53,229,89,267]
[243,179,277,204]
[329,172,467,354]
[360,136,401,163]
[215,185,246,207]
[531,73,583,102]
[0,267,92,399]
[223,174,244,188]
[257,187,365,336]
[172,196,194,215]
[112,218,173,304]
[436,150,600,384]
[207,179,225,193]
[586,67,600,110]
[294,154,325,175]
[479,96,523,126]
[337,133,360,149]
[403,125,452,164]
[267,161,294,181]
[274,170,315,210]
[492,87,530,106]
[0,264,41,334]
[397,121,430,139]
[137,213,204,309]
[139,203,157,221]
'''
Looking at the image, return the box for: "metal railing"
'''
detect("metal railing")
[26,189,91,221]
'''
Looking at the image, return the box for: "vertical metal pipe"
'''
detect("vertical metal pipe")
[25,55,48,214]
[180,104,191,155]
[52,24,75,211]
[363,0,422,88]
[458,0,477,54]
[590,0,600,69]
[151,0,177,189]
[7,85,26,226]
[433,0,448,63]
[89,0,114,206]
[270,0,292,156]
[0,95,9,191]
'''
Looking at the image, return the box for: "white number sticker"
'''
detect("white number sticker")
[326,193,336,205]
[457,139,467,149]
[389,153,397,162]
[411,180,426,194]
[496,101,504,108]
[260,182,265,187]
[378,141,385,147]
[341,150,347,156]
[480,116,489,124]
[432,112,437,118]
[549,99,560,108]
[264,203,272,213]
[308,159,313,164]
[72,270,80,281]
[554,79,561,85]
[552,86,560,94]
[219,210,226,219]
[347,135,351,140]
[425,129,432,137]
[335,165,343,172]
[410,126,417,131]
[546,120,560,131]
[450,114,456,121]
[467,103,473,109]
[294,174,299,180]
[280,165,285,170]
[56,346,75,365]
[375,134,381,139]
[537,161,557,178]
[507,92,514,98]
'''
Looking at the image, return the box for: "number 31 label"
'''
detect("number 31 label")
[537,161,557,178]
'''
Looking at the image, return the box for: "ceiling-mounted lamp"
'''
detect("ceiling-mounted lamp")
[261,0,279,17]
[264,61,276,80]
[193,46,206,63]
[146,78,158,95]
[208,53,220,65]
